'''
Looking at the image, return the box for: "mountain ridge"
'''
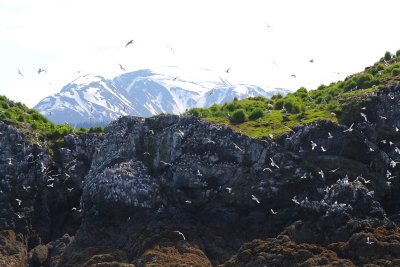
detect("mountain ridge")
[33,67,290,127]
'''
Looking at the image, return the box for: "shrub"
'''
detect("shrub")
[249,108,264,120]
[384,51,392,61]
[230,109,247,123]
[344,79,357,92]
[356,73,376,89]
[89,126,104,133]
[274,99,284,110]
[392,68,400,76]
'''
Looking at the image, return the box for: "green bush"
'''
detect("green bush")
[392,68,400,76]
[274,99,284,110]
[249,108,264,120]
[356,74,376,89]
[384,51,392,61]
[89,126,104,133]
[396,50,400,57]
[230,109,247,123]
[344,79,357,92]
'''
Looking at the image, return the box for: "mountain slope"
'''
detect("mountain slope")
[34,67,290,127]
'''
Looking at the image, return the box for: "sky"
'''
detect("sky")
[0,0,400,107]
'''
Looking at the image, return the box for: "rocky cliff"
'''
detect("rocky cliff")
[1,81,400,266]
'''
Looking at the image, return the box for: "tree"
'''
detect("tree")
[396,50,400,57]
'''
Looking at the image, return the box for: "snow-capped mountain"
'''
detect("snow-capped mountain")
[34,67,290,127]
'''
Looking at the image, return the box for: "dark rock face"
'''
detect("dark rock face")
[2,82,400,266]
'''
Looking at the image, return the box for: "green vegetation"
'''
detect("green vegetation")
[0,95,103,142]
[187,50,400,139]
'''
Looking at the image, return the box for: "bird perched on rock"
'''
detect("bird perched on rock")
[366,237,374,245]
[360,113,368,122]
[328,132,333,139]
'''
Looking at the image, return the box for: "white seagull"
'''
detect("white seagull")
[251,194,260,204]
[270,158,279,168]
[343,123,354,132]
[173,230,186,240]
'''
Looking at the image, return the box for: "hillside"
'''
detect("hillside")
[1,50,400,266]
[188,51,400,138]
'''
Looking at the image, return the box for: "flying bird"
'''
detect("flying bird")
[119,64,126,71]
[292,196,300,205]
[366,237,374,245]
[225,67,230,73]
[125,39,134,47]
[263,167,273,172]
[38,68,47,74]
[173,230,186,240]
[67,188,74,192]
[160,160,172,166]
[270,158,279,168]
[310,141,317,150]
[360,113,368,122]
[17,69,24,77]
[251,194,260,204]
[309,59,314,63]
[270,208,277,215]
[343,123,354,132]
[290,74,296,78]
[328,132,334,139]
[321,146,326,152]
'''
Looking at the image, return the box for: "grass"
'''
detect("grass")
[0,95,103,144]
[186,51,400,139]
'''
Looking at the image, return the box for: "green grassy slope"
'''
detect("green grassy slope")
[186,51,400,138]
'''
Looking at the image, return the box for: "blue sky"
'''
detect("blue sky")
[1,0,400,107]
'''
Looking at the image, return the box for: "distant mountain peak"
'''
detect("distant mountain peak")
[34,67,290,127]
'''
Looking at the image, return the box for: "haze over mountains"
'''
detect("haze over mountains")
[34,67,289,127]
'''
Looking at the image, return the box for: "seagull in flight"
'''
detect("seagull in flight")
[225,67,230,73]
[119,64,126,71]
[310,141,317,150]
[38,68,47,74]
[270,157,279,168]
[390,159,400,168]
[343,123,354,132]
[290,74,296,78]
[17,69,24,77]
[292,196,300,205]
[173,230,186,240]
[321,146,326,152]
[263,167,273,172]
[360,113,368,122]
[67,188,74,192]
[125,39,134,47]
[160,160,172,166]
[270,208,277,215]
[309,59,314,63]
[328,132,334,139]
[251,194,260,204]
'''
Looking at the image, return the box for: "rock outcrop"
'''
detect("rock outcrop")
[1,81,400,266]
